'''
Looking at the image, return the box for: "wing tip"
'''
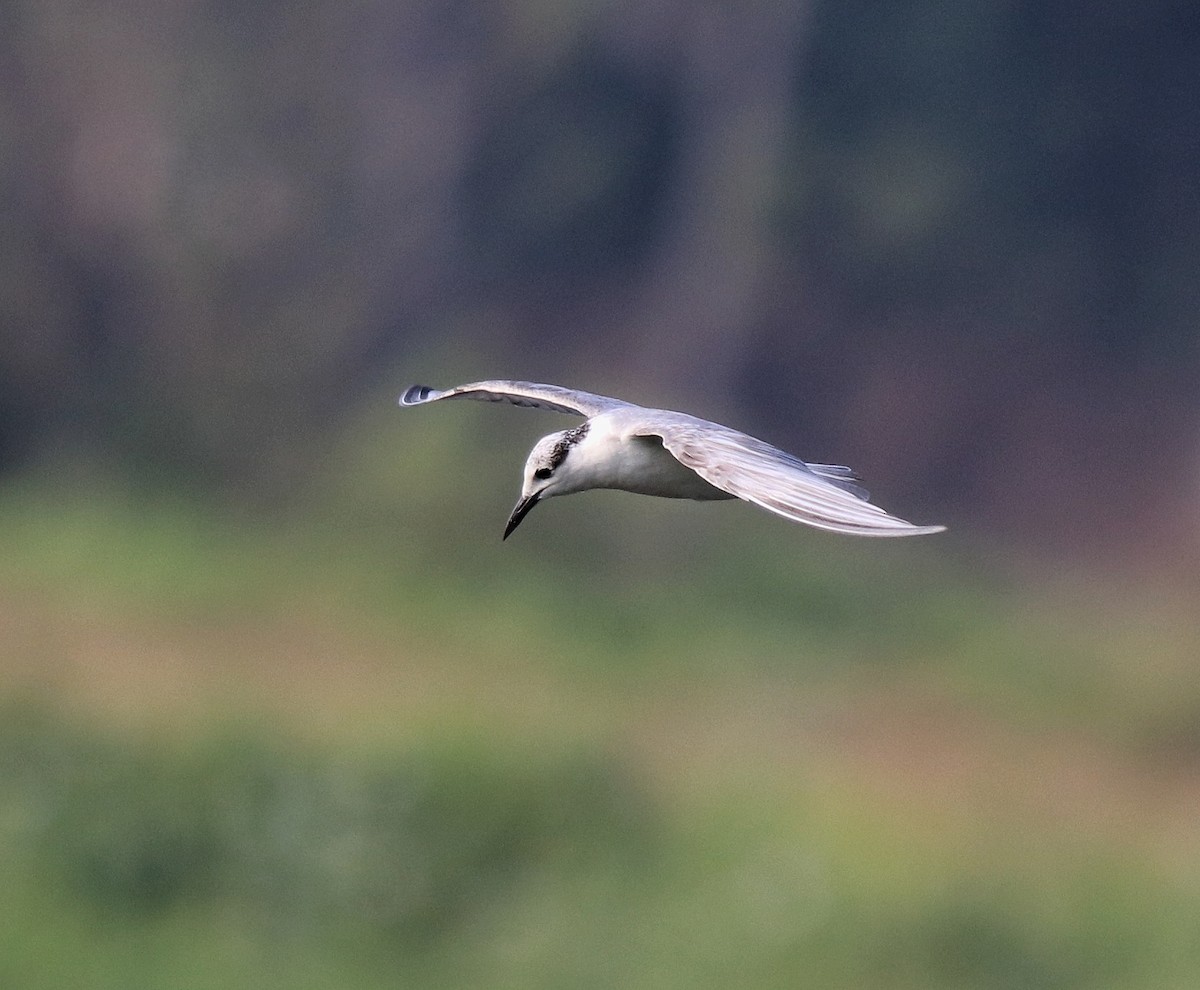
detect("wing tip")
[813,521,947,538]
[400,384,437,406]
[881,522,947,537]
[910,523,948,536]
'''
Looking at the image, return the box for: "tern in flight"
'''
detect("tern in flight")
[401,380,945,540]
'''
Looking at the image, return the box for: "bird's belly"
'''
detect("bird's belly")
[608,436,733,501]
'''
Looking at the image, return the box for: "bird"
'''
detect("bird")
[400,380,945,541]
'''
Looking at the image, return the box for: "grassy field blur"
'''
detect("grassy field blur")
[2,398,1199,989]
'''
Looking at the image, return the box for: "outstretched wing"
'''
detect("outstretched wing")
[400,380,628,418]
[644,417,945,537]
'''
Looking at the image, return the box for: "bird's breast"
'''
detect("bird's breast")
[605,434,732,501]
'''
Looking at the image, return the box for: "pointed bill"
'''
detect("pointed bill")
[502,492,541,540]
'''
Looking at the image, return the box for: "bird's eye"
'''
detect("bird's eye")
[533,467,552,480]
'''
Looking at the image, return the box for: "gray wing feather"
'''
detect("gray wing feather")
[400,380,628,418]
[646,419,945,537]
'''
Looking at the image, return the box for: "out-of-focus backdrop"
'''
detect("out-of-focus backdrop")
[3,2,1200,987]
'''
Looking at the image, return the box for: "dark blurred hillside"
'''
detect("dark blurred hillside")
[2,0,1197,557]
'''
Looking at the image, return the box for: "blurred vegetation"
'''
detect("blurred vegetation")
[0,707,652,940]
[1,0,1197,550]
[1,401,1199,987]
[2,0,1199,986]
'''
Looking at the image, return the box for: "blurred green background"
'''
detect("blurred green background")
[3,1,1200,987]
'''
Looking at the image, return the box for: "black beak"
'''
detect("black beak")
[502,492,540,540]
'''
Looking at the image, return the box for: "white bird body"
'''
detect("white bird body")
[400,380,945,540]
[544,411,733,501]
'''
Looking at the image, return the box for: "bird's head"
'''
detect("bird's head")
[503,424,591,539]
